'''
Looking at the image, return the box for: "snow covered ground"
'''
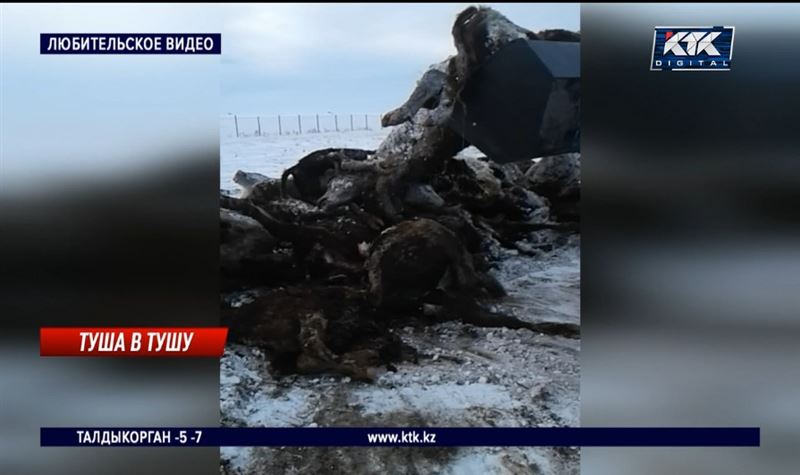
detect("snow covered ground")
[220,130,580,475]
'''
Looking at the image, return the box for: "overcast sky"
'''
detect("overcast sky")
[220,3,580,116]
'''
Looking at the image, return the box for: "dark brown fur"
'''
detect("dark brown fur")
[221,195,377,277]
[223,286,414,380]
[281,148,372,202]
[366,218,504,309]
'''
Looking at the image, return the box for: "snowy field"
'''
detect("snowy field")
[220,130,580,475]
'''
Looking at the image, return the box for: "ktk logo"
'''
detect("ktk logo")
[663,31,721,56]
[651,26,735,71]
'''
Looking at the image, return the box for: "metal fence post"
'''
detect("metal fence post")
[231,113,383,137]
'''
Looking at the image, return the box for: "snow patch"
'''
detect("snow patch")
[352,382,519,416]
[485,9,531,53]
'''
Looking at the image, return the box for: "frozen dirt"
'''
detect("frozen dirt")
[220,129,580,475]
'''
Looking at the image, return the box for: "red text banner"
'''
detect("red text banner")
[40,327,228,357]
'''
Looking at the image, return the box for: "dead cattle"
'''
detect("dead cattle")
[366,218,505,309]
[281,148,372,202]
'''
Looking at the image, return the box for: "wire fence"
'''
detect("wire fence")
[221,114,383,138]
